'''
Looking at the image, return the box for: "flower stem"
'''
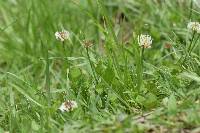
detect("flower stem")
[45,48,51,133]
[189,34,200,55]
[141,46,145,77]
[137,47,144,92]
[181,31,195,64]
[62,41,66,55]
[86,48,98,84]
[141,47,145,64]
[188,31,195,52]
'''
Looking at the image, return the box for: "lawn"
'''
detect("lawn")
[0,0,200,132]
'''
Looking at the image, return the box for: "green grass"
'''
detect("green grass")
[0,0,200,132]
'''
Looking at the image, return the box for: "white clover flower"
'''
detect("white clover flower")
[187,22,200,33]
[138,34,153,48]
[55,29,70,42]
[59,100,78,112]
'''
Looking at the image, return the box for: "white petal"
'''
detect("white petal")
[59,104,66,112]
[55,32,61,40]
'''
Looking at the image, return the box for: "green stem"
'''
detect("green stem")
[137,47,144,92]
[45,50,51,106]
[141,47,145,65]
[62,41,72,70]
[45,48,51,132]
[62,41,66,56]
[189,34,200,55]
[110,48,120,77]
[181,31,196,64]
[9,87,15,133]
[141,46,144,80]
[86,48,98,84]
[188,31,195,52]
[69,38,74,56]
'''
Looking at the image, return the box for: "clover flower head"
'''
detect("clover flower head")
[59,100,78,112]
[187,22,200,33]
[55,29,70,42]
[82,40,94,48]
[138,34,153,48]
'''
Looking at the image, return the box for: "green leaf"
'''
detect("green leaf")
[136,95,146,105]
[180,72,200,83]
[168,94,177,114]
[95,61,105,75]
[31,120,40,131]
[10,83,44,108]
[103,66,115,84]
[70,68,81,79]
[144,93,158,109]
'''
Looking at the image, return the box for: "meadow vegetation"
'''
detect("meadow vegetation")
[0,0,200,132]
